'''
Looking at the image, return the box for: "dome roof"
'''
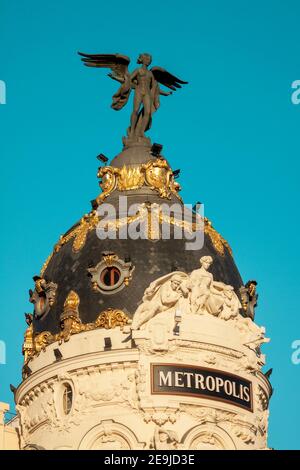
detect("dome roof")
[32,143,243,335]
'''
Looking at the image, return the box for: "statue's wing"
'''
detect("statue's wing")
[151,66,188,91]
[78,52,130,80]
[78,53,132,110]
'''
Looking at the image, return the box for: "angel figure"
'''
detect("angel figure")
[78,52,187,143]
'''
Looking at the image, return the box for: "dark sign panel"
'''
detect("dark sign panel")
[151,363,253,411]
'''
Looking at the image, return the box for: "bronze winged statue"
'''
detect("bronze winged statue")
[78,52,188,145]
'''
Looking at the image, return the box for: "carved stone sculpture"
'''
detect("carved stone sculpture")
[189,256,241,319]
[150,425,178,450]
[234,316,269,353]
[131,272,191,330]
[192,433,223,450]
[239,280,258,320]
[93,433,129,450]
[29,276,57,319]
[132,256,241,329]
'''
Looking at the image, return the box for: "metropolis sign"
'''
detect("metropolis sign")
[151,363,253,411]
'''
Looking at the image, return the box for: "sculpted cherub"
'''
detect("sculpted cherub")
[78,52,187,142]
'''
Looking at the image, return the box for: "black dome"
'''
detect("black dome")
[33,144,243,335]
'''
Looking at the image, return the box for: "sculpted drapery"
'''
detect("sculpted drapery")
[132,256,242,330]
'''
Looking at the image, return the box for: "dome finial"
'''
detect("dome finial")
[63,290,80,314]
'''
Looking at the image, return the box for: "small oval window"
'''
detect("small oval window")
[100,267,121,287]
[62,383,73,415]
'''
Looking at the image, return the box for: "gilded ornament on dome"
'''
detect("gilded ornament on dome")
[63,290,80,312]
[144,159,172,199]
[96,160,181,204]
[97,166,117,202]
[117,165,145,191]
[103,252,119,266]
[203,218,232,256]
[23,298,130,360]
[94,308,130,330]
[33,331,52,355]
[39,207,232,283]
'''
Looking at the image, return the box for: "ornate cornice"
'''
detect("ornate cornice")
[23,307,131,365]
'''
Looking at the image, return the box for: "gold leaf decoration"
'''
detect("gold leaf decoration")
[39,206,232,278]
[204,218,232,256]
[117,165,145,191]
[103,253,119,266]
[24,307,130,363]
[63,290,80,311]
[96,160,182,203]
[22,323,34,364]
[94,308,130,330]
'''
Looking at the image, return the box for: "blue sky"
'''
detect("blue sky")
[1,0,300,449]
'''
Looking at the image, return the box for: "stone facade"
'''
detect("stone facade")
[0,403,19,450]
[15,268,271,450]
